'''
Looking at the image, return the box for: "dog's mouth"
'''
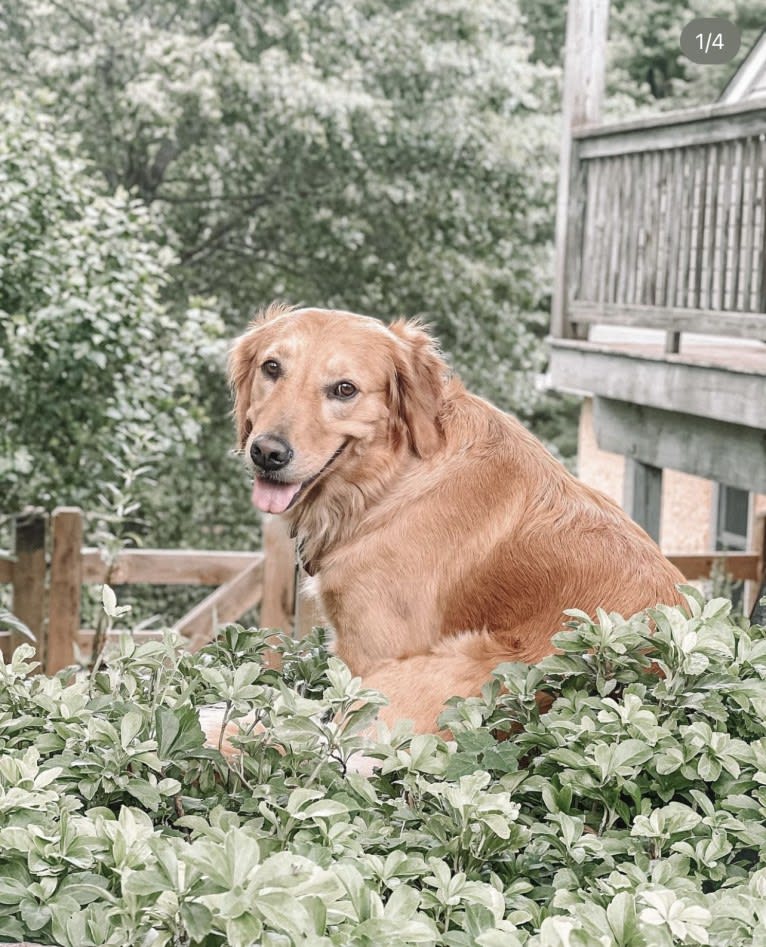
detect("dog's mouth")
[250,440,350,515]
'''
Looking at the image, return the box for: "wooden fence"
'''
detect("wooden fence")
[559,98,766,350]
[1,506,765,673]
[0,507,318,672]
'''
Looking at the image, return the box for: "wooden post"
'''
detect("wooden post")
[10,509,47,658]
[46,507,83,673]
[551,0,610,339]
[624,459,663,543]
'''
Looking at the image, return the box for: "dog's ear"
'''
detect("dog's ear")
[228,303,294,449]
[228,328,260,451]
[387,319,446,459]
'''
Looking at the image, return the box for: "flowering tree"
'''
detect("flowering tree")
[0,99,224,513]
[0,0,561,419]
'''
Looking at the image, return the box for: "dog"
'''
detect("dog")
[201,304,683,754]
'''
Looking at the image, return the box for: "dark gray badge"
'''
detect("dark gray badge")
[680,18,741,64]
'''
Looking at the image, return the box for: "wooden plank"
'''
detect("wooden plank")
[713,141,729,310]
[623,459,662,542]
[575,96,766,140]
[659,147,682,348]
[551,0,609,339]
[177,558,264,651]
[686,151,703,308]
[667,553,760,582]
[548,341,766,431]
[704,142,721,311]
[582,156,601,301]
[727,139,745,310]
[654,149,670,306]
[646,149,662,304]
[80,548,262,585]
[694,148,711,309]
[739,136,757,310]
[592,397,766,494]
[9,510,47,660]
[0,557,13,584]
[667,148,688,309]
[576,102,766,158]
[46,508,83,674]
[605,157,622,302]
[616,154,633,305]
[568,301,766,337]
[625,151,643,305]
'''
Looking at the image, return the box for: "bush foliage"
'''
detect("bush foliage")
[0,97,225,514]
[1,588,765,945]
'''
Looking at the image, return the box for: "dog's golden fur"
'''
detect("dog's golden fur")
[213,304,683,740]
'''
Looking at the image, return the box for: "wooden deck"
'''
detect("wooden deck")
[553,97,766,351]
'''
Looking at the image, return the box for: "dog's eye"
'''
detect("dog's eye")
[331,381,357,400]
[261,359,281,379]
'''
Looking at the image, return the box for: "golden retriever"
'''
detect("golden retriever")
[202,304,683,752]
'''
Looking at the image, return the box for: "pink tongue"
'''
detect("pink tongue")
[251,478,302,514]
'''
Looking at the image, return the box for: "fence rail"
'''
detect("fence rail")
[561,98,766,346]
[0,507,315,672]
[2,506,764,674]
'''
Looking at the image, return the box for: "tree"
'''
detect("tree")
[0,0,562,422]
[0,97,225,517]
[521,0,763,112]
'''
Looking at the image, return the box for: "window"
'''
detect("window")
[714,484,751,612]
[715,485,750,552]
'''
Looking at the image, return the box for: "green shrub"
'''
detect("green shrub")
[0,588,765,945]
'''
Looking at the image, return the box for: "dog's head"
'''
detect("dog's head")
[229,305,446,515]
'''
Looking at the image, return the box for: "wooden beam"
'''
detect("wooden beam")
[46,508,83,673]
[569,300,766,339]
[548,340,766,431]
[81,548,262,585]
[593,398,766,494]
[667,552,760,581]
[177,558,264,651]
[551,0,610,339]
[624,459,662,542]
[576,100,766,156]
[9,510,47,660]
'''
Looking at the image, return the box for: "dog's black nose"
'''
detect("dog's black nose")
[251,434,294,472]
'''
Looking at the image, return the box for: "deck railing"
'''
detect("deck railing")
[558,98,766,349]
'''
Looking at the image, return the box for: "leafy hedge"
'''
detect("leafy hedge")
[1,589,765,946]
